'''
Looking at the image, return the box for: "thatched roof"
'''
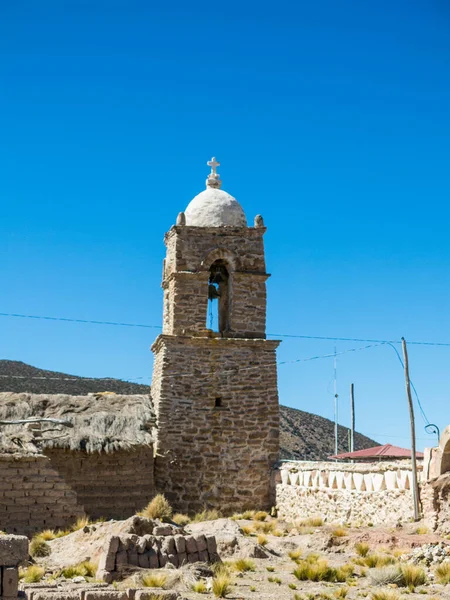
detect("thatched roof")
[0,392,156,454]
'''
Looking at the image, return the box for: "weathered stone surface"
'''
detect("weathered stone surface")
[136,537,147,554]
[153,526,172,537]
[32,594,80,600]
[161,536,175,555]
[138,553,150,568]
[205,535,217,555]
[174,535,185,554]
[115,551,128,566]
[2,567,19,596]
[185,536,197,554]
[134,591,178,600]
[0,535,28,565]
[187,552,200,564]
[177,552,187,566]
[198,550,209,563]
[84,592,128,600]
[95,570,114,584]
[194,534,207,553]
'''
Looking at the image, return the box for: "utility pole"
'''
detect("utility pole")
[401,337,421,521]
[334,347,338,456]
[350,383,355,453]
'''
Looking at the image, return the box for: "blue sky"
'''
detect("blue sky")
[1,0,450,450]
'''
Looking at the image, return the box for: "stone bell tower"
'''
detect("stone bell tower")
[151,158,280,514]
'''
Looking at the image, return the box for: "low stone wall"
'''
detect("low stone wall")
[0,454,84,536]
[96,523,218,583]
[45,447,155,521]
[21,587,178,600]
[276,461,418,526]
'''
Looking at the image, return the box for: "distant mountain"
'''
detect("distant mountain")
[0,360,378,460]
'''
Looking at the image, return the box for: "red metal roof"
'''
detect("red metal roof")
[329,443,424,460]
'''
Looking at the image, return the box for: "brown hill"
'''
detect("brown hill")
[0,360,378,460]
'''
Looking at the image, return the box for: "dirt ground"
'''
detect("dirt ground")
[30,516,450,600]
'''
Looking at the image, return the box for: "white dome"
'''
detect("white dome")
[184,187,247,227]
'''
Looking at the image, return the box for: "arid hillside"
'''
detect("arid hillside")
[0,360,378,460]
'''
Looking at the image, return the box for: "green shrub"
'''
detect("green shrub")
[355,542,370,557]
[60,561,97,579]
[19,565,45,583]
[401,564,426,590]
[435,561,450,584]
[232,558,255,572]
[29,536,51,558]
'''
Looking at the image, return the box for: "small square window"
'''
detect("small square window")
[215,397,222,408]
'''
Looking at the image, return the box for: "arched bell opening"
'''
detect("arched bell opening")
[207,259,230,333]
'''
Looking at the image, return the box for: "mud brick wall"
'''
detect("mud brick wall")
[0,454,84,537]
[44,447,155,521]
[97,526,218,582]
[152,335,280,514]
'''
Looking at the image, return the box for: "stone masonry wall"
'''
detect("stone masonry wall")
[162,226,268,338]
[96,524,218,583]
[44,448,155,521]
[152,335,280,514]
[0,454,84,537]
[0,534,28,600]
[276,461,417,526]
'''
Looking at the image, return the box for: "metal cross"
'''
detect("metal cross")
[207,157,220,175]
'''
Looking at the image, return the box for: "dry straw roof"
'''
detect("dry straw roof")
[0,392,155,454]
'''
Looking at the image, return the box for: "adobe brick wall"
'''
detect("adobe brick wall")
[44,447,155,521]
[0,453,84,536]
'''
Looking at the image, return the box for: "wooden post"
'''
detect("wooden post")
[350,383,355,453]
[401,337,421,521]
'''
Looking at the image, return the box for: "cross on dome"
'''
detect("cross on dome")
[207,157,220,175]
[206,156,222,189]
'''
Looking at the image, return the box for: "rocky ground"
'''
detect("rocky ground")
[23,513,450,600]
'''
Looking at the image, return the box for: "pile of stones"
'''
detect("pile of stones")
[401,542,450,566]
[97,523,218,582]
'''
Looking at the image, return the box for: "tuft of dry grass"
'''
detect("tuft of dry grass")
[252,520,277,534]
[60,561,97,579]
[369,566,404,587]
[401,564,426,590]
[370,591,400,600]
[71,516,90,531]
[192,509,222,522]
[414,526,429,535]
[29,536,51,558]
[19,565,45,583]
[253,511,268,521]
[257,533,268,546]
[289,548,303,561]
[142,572,167,588]
[140,494,173,521]
[293,558,352,583]
[296,516,324,527]
[191,580,207,593]
[435,561,450,584]
[172,513,190,526]
[331,527,347,537]
[363,553,396,568]
[334,587,349,598]
[212,574,231,598]
[242,510,255,520]
[232,558,255,572]
[39,529,57,541]
[355,542,370,557]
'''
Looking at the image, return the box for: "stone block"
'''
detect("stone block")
[161,536,175,555]
[198,550,209,563]
[153,525,172,536]
[127,551,139,567]
[185,536,197,554]
[3,567,19,596]
[84,592,128,600]
[95,570,114,584]
[177,552,187,566]
[174,535,185,554]
[32,594,80,600]
[158,553,168,567]
[115,551,128,567]
[143,534,154,549]
[148,549,159,569]
[205,535,217,555]
[135,591,178,600]
[187,552,199,563]
[167,554,178,567]
[0,535,28,566]
[193,534,207,553]
[136,537,147,554]
[138,553,150,568]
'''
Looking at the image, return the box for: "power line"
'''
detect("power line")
[2,311,450,347]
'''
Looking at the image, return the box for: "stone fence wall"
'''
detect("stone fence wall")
[0,454,84,537]
[276,461,420,526]
[44,448,155,521]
